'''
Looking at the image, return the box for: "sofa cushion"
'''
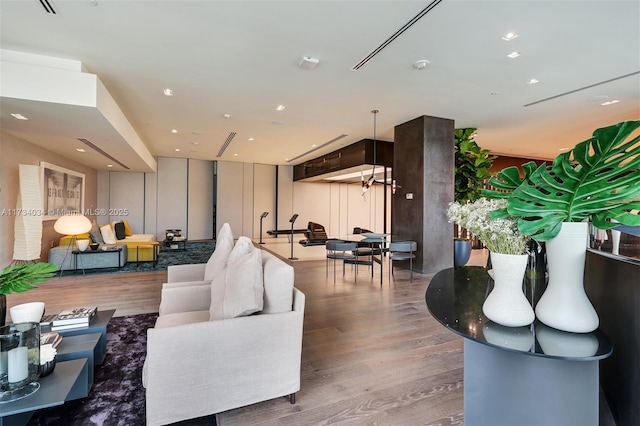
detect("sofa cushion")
[262,251,294,314]
[204,223,234,282]
[100,224,117,244]
[89,221,104,244]
[154,310,210,329]
[123,219,133,236]
[114,221,126,240]
[210,236,263,320]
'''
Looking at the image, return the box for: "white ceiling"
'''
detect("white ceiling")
[1,0,639,173]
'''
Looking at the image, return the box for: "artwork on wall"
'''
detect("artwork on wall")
[40,162,85,221]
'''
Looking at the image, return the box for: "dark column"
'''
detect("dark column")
[392,115,454,274]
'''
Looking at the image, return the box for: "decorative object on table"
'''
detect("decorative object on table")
[447,197,533,327]
[0,322,41,402]
[452,128,496,267]
[0,262,58,327]
[77,239,90,252]
[89,242,100,251]
[483,120,640,333]
[51,306,98,331]
[9,301,45,324]
[39,343,57,377]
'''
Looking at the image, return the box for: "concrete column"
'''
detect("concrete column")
[393,115,454,273]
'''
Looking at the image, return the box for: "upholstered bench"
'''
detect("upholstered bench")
[48,244,127,271]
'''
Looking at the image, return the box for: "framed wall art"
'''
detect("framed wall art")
[40,162,85,221]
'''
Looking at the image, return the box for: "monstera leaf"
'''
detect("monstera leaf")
[0,263,58,295]
[486,120,640,241]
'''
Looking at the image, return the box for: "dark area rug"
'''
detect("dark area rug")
[27,313,217,426]
[71,241,216,275]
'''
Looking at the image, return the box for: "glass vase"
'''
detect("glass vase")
[0,322,41,403]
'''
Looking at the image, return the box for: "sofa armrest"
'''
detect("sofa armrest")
[144,288,305,425]
[159,284,211,316]
[167,263,207,283]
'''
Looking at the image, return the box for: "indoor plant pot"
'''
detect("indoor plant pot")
[483,120,640,332]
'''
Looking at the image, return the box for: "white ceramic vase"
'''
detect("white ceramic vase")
[482,252,534,327]
[535,221,599,333]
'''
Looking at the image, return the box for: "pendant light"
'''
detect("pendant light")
[362,109,379,200]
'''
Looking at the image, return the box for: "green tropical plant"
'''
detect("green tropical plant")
[454,128,497,203]
[0,263,58,294]
[483,120,640,241]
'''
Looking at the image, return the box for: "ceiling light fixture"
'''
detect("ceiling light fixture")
[76,148,86,152]
[276,105,286,111]
[11,113,28,120]
[507,51,520,59]
[601,100,620,106]
[502,32,518,41]
[223,113,231,119]
[248,137,254,141]
[413,59,430,70]
[171,129,178,134]
[175,148,180,152]
[163,88,173,96]
[107,164,113,168]
[527,78,539,85]
[298,56,320,70]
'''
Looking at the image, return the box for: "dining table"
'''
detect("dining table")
[343,233,389,285]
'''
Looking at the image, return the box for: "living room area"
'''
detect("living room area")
[1,1,639,425]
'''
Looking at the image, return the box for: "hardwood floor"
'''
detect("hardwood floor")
[5,252,477,425]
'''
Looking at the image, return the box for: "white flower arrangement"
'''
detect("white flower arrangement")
[40,343,57,364]
[447,197,529,255]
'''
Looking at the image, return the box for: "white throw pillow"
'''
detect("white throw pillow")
[262,252,294,314]
[204,223,234,282]
[210,236,264,320]
[100,224,117,244]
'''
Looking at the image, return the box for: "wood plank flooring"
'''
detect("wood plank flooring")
[5,253,469,425]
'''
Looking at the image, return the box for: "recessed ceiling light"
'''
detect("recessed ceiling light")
[171,129,178,134]
[285,158,290,161]
[412,59,430,70]
[248,137,254,141]
[175,148,180,152]
[107,164,114,168]
[502,32,518,41]
[601,100,620,106]
[507,51,520,59]
[233,153,238,156]
[311,144,317,148]
[10,113,28,120]
[163,88,173,96]
[223,113,231,119]
[527,78,539,85]
[276,105,286,111]
[76,148,86,152]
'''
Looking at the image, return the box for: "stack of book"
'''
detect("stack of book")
[50,306,98,331]
[40,331,63,348]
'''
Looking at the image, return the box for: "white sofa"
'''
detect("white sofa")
[142,242,305,426]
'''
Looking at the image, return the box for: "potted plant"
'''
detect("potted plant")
[0,263,58,326]
[453,128,497,266]
[482,119,640,332]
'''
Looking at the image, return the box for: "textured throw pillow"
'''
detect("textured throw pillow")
[89,220,104,244]
[204,223,234,282]
[100,224,117,244]
[123,220,133,236]
[114,222,126,240]
[210,236,263,320]
[262,252,294,314]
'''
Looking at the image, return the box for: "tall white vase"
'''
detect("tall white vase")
[482,252,534,327]
[535,222,599,333]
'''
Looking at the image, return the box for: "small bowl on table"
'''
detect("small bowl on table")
[89,243,100,251]
[10,302,45,323]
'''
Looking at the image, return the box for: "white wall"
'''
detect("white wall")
[188,159,214,240]
[156,157,188,241]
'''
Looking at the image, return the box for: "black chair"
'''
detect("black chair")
[388,241,417,282]
[326,240,358,283]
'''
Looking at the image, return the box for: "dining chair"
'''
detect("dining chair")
[388,241,417,282]
[326,240,358,283]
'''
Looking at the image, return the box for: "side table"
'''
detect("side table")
[426,267,613,426]
[162,239,187,252]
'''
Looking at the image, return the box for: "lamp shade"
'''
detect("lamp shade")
[53,214,92,236]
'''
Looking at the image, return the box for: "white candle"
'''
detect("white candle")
[8,347,28,383]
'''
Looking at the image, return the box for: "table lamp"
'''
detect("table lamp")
[53,214,92,274]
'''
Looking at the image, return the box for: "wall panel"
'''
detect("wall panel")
[187,159,214,240]
[108,172,144,231]
[253,164,276,239]
[216,161,244,236]
[156,157,188,241]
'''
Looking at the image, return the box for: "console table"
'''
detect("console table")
[426,266,613,426]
